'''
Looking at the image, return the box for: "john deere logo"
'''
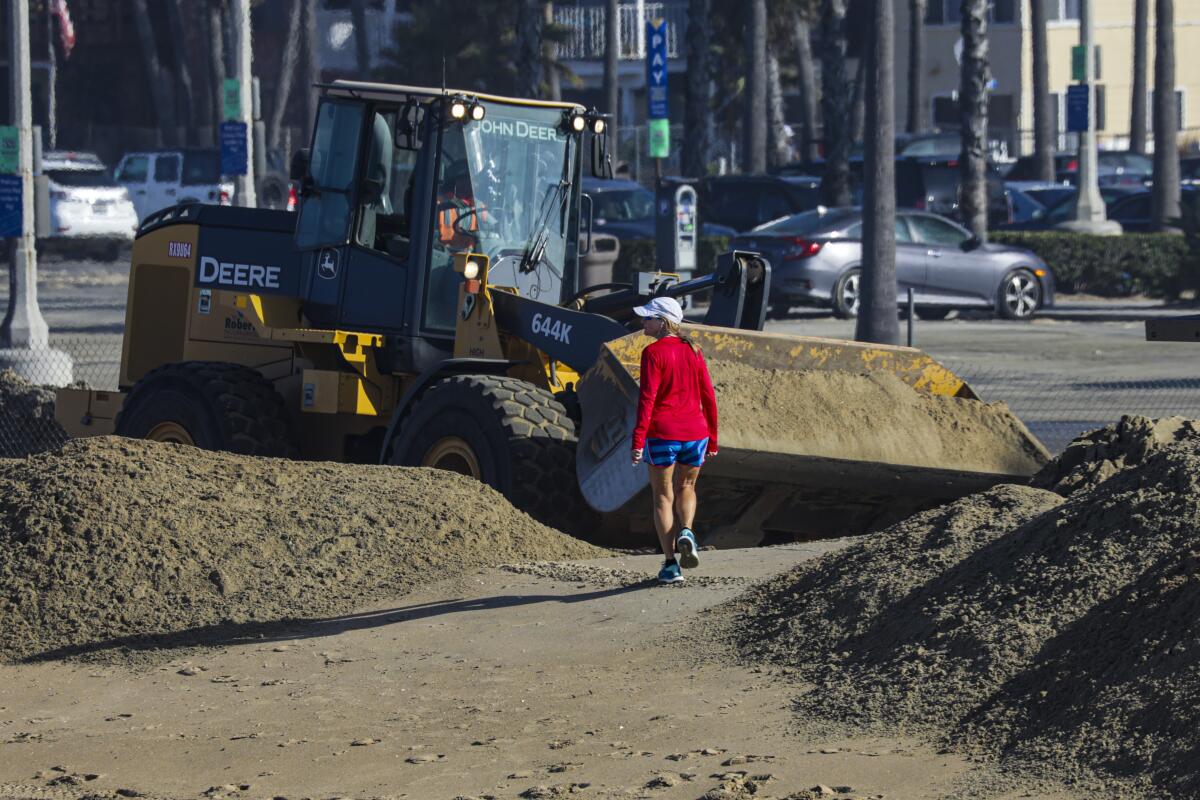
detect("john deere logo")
[318,249,339,280]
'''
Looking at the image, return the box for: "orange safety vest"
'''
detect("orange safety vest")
[438,197,487,248]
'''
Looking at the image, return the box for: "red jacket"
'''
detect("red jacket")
[632,336,719,451]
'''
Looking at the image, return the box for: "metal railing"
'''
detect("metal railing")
[555,2,687,61]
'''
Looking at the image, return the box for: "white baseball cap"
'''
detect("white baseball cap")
[632,296,684,324]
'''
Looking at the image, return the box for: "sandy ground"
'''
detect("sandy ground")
[0,547,1087,800]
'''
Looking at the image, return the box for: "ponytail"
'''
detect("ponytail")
[663,319,697,353]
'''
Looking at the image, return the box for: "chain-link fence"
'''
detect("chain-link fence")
[1,339,1199,462]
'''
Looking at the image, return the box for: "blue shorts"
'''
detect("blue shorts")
[645,437,709,468]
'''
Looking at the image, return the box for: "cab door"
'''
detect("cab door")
[150,153,182,215]
[115,154,151,219]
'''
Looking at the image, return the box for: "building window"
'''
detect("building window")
[1046,0,1081,21]
[925,0,1015,25]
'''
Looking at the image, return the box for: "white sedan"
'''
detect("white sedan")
[43,152,138,260]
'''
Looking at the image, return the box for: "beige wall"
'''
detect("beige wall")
[893,1,1200,154]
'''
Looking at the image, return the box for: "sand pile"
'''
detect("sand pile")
[707,361,1048,476]
[0,369,67,457]
[717,422,1200,795]
[0,437,606,663]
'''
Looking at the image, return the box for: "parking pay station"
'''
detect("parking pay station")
[655,179,698,282]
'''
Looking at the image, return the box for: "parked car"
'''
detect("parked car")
[1004,150,1152,187]
[698,174,824,232]
[40,151,138,260]
[996,185,1138,231]
[1181,156,1200,186]
[895,159,1011,228]
[1005,181,1076,224]
[114,149,234,221]
[896,132,961,160]
[1105,187,1200,232]
[732,206,1055,321]
[580,177,736,240]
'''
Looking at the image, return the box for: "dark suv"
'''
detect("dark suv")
[699,175,823,232]
[895,159,1011,228]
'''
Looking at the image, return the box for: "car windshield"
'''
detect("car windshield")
[592,188,653,221]
[45,168,113,187]
[182,151,221,185]
[751,208,848,235]
[449,101,580,302]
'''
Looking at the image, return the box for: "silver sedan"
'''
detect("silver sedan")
[733,207,1055,321]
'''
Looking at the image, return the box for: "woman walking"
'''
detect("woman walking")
[630,297,719,584]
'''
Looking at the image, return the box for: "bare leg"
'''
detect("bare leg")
[648,464,676,560]
[673,464,701,533]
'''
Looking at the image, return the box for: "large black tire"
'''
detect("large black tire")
[115,362,296,457]
[831,268,861,319]
[388,374,591,535]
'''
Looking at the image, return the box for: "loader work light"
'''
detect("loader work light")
[446,95,483,123]
[470,103,486,121]
[562,110,587,133]
[450,100,467,120]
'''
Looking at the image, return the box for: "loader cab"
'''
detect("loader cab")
[293,81,592,374]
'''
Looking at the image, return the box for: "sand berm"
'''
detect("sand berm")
[0,437,606,663]
[710,414,1200,798]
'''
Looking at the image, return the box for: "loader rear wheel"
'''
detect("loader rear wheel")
[115,361,296,457]
[389,374,592,535]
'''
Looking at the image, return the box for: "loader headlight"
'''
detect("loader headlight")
[463,260,480,280]
[562,110,587,133]
[585,109,608,135]
[450,100,468,120]
[470,103,486,121]
[447,95,484,124]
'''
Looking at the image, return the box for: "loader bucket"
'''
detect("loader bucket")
[575,327,1050,547]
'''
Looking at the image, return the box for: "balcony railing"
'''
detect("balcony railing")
[555,2,688,61]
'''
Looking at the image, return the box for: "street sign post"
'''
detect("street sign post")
[223,78,243,121]
[220,121,249,175]
[645,18,669,161]
[1071,45,1100,82]
[1066,84,1089,132]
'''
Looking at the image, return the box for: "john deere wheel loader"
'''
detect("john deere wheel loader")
[57,80,1048,546]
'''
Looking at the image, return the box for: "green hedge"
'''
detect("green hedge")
[990,231,1198,299]
[612,236,731,284]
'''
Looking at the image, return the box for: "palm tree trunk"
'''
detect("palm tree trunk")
[958,0,989,241]
[683,0,712,177]
[603,0,620,132]
[819,0,852,206]
[1030,0,1054,181]
[132,0,177,146]
[1130,0,1149,154]
[269,0,303,152]
[906,0,925,133]
[744,0,768,173]
[542,2,561,101]
[766,51,791,169]
[301,0,318,137]
[207,0,226,147]
[792,11,819,163]
[164,0,196,145]
[850,55,866,143]
[350,0,370,76]
[858,0,898,345]
[1151,0,1179,230]
[515,0,543,99]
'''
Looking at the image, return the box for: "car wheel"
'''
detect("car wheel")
[997,269,1041,320]
[832,269,861,319]
[915,307,952,321]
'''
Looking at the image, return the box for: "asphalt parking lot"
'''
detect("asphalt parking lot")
[6,255,1200,453]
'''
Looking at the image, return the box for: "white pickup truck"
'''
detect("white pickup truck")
[113,149,235,221]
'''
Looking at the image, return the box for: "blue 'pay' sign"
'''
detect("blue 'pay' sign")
[645,19,669,120]
[0,175,22,238]
[220,121,249,176]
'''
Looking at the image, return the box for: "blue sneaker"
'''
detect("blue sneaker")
[675,529,700,569]
[657,560,684,584]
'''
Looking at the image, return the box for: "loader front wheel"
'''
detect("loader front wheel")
[115,362,296,457]
[390,374,591,534]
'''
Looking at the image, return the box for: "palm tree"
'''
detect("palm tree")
[350,0,370,76]
[301,0,318,137]
[1151,0,1180,230]
[958,0,990,241]
[857,0,898,345]
[791,9,819,162]
[269,0,304,152]
[818,0,852,205]
[1130,0,1149,154]
[683,0,713,177]
[542,2,562,101]
[1030,0,1054,182]
[515,0,543,98]
[767,50,791,168]
[132,0,177,146]
[849,55,866,143]
[164,0,197,145]
[906,0,925,133]
[744,0,768,173]
[207,0,227,146]
[603,0,620,133]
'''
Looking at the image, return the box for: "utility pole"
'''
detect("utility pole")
[233,0,256,207]
[1,0,71,384]
[1060,0,1119,233]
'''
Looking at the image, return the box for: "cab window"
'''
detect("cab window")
[296,101,365,250]
[117,156,149,183]
[154,154,180,183]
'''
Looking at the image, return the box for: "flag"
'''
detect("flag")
[51,0,76,60]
